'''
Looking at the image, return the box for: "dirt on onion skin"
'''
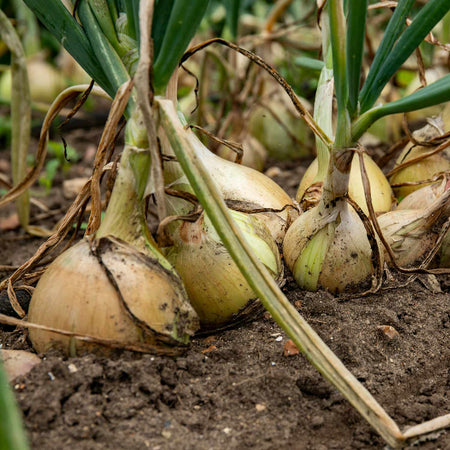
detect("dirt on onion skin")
[1,147,449,449]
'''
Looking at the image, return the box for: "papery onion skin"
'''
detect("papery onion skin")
[163,128,297,244]
[297,153,394,214]
[28,237,199,355]
[283,201,377,293]
[164,210,283,328]
[378,189,450,267]
[389,121,450,200]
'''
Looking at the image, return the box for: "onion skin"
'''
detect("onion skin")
[297,153,394,214]
[164,210,283,328]
[390,121,450,200]
[283,201,378,293]
[163,128,297,244]
[28,237,199,355]
[378,189,450,267]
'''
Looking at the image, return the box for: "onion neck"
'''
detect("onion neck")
[95,116,171,269]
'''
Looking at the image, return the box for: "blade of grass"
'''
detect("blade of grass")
[157,97,404,449]
[0,359,29,450]
[346,0,368,118]
[0,10,31,230]
[352,73,450,141]
[152,0,210,93]
[359,0,450,112]
[23,0,115,97]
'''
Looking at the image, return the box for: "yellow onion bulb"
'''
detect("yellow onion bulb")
[389,121,450,200]
[164,210,283,328]
[296,153,394,214]
[0,59,66,104]
[28,237,199,355]
[248,93,312,160]
[378,189,450,267]
[283,201,379,293]
[396,176,448,211]
[163,128,297,244]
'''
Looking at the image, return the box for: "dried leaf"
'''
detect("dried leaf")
[283,339,300,356]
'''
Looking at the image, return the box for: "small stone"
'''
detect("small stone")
[264,166,282,178]
[275,336,283,342]
[255,403,266,412]
[68,363,78,373]
[311,415,324,429]
[223,427,232,435]
[161,430,172,439]
[377,325,399,340]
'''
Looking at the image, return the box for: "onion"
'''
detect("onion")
[378,189,450,267]
[283,198,378,293]
[216,131,267,171]
[162,124,296,243]
[248,91,312,160]
[28,143,199,355]
[0,58,66,104]
[389,120,450,200]
[297,153,394,214]
[164,209,283,328]
[28,237,198,354]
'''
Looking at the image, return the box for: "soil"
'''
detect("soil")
[1,126,449,449]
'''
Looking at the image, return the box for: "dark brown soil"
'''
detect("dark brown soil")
[1,135,449,449]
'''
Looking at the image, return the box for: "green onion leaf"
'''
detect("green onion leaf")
[353,74,450,141]
[153,0,210,93]
[346,0,368,117]
[359,0,450,112]
[23,0,115,97]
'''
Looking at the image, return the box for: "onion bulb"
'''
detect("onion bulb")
[28,237,199,354]
[0,58,66,104]
[162,124,297,243]
[164,209,283,328]
[283,199,379,293]
[378,189,450,267]
[389,120,450,200]
[297,153,394,214]
[248,92,312,160]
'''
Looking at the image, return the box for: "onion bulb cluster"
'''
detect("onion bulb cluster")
[164,209,283,328]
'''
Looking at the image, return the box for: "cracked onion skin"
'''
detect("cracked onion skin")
[164,210,283,329]
[28,237,199,355]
